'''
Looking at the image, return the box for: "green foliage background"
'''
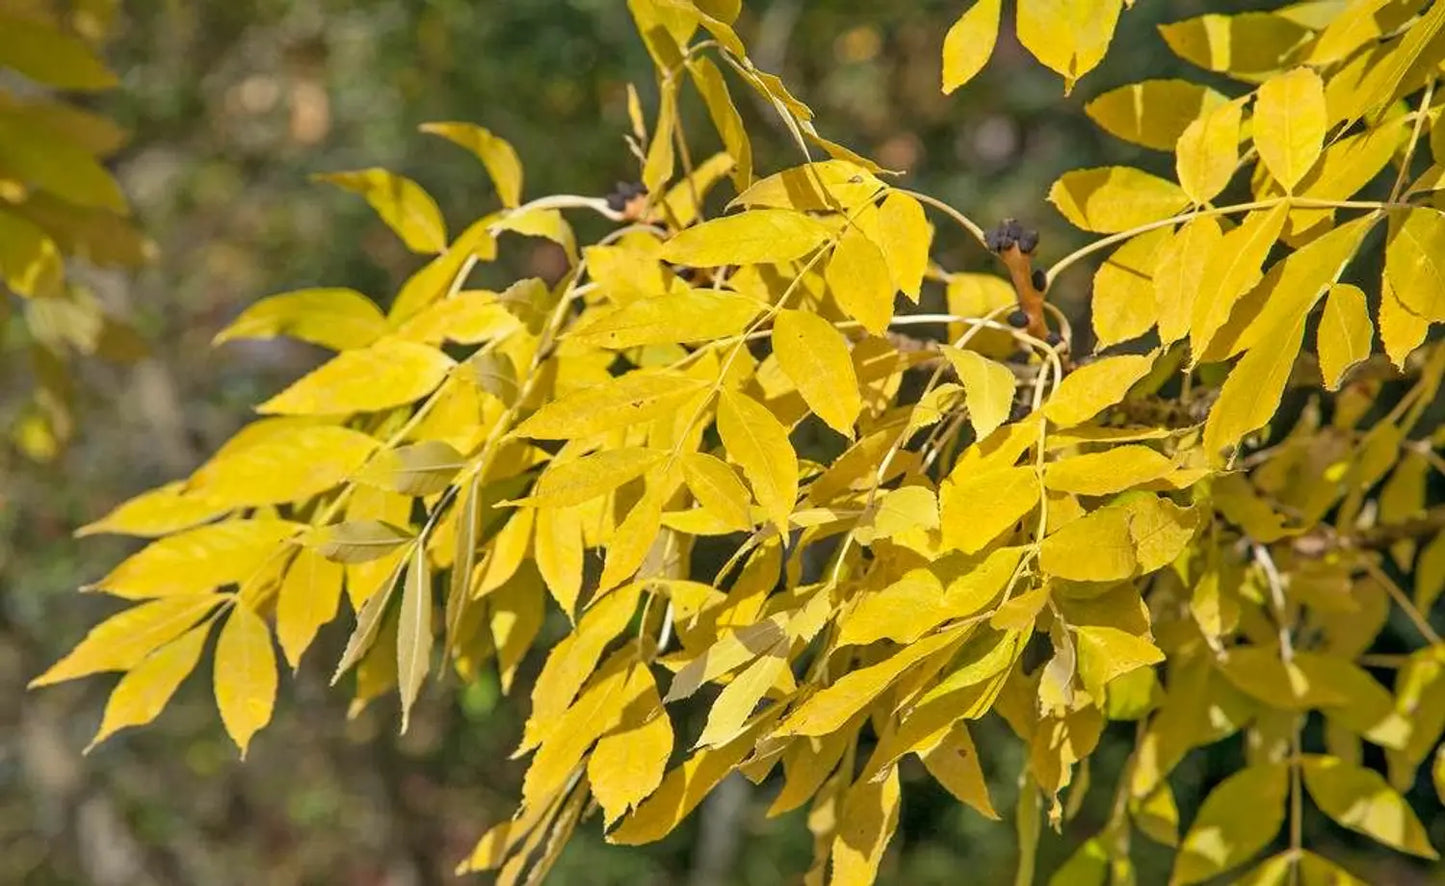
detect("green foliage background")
[4,1,1438,883]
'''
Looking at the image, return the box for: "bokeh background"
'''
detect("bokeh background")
[4,1,1440,883]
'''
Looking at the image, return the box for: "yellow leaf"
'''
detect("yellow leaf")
[569,289,762,348]
[314,168,447,253]
[1290,117,1408,236]
[1216,215,1378,361]
[76,481,230,538]
[523,448,663,508]
[258,338,455,416]
[357,440,464,497]
[0,208,62,298]
[489,566,546,693]
[1044,445,1173,496]
[396,543,432,733]
[589,671,673,825]
[1040,507,1137,582]
[213,601,278,758]
[1216,646,1344,710]
[420,122,522,208]
[1086,79,1226,151]
[1159,12,1311,81]
[1302,756,1439,859]
[522,650,634,808]
[1416,531,1445,613]
[679,452,752,532]
[1092,226,1171,347]
[1378,276,1431,368]
[275,547,343,669]
[942,0,1002,94]
[826,221,895,333]
[1309,0,1420,64]
[310,519,413,564]
[1074,626,1164,699]
[213,288,387,351]
[188,425,378,507]
[1342,0,1445,122]
[730,160,882,212]
[717,389,798,534]
[860,485,940,544]
[918,721,997,819]
[88,624,209,751]
[534,505,584,617]
[387,219,499,324]
[1171,763,1288,885]
[1117,495,1199,572]
[697,647,789,748]
[393,291,518,346]
[944,347,1017,441]
[876,192,931,302]
[777,627,965,737]
[1176,99,1243,204]
[666,615,788,702]
[660,209,831,266]
[0,13,118,90]
[643,81,677,196]
[773,308,862,436]
[940,464,1040,554]
[1189,204,1288,359]
[838,568,945,647]
[1202,311,1306,458]
[492,207,577,263]
[608,716,770,845]
[91,519,302,599]
[689,57,752,190]
[1044,353,1155,428]
[830,768,902,885]
[517,581,635,751]
[31,594,221,688]
[1153,217,1222,345]
[1253,68,1326,192]
[1317,283,1373,390]
[1049,167,1189,233]
[1016,0,1123,91]
[599,485,664,592]
[1385,208,1445,321]
[513,370,709,440]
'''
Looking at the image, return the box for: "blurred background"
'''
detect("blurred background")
[3,1,1440,883]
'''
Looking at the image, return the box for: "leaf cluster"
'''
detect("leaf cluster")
[33,1,1445,883]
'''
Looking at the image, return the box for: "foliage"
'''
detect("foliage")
[30,0,1445,883]
[0,0,147,462]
